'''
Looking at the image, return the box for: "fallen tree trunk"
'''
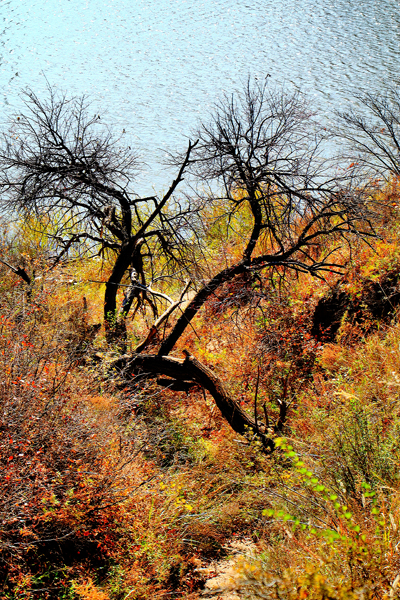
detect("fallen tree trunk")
[111,351,275,452]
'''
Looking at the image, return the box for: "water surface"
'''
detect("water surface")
[1,0,399,191]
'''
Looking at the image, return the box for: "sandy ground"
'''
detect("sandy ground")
[198,539,257,599]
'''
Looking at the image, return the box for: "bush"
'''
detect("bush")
[0,298,140,596]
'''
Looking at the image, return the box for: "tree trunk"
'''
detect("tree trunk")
[111,351,275,452]
[158,261,248,357]
[104,242,136,344]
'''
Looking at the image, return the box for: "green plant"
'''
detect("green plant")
[227,439,400,599]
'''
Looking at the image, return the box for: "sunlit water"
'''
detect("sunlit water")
[1,0,399,192]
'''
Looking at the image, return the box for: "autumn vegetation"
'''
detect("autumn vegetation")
[2,80,400,598]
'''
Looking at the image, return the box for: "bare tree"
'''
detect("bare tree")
[157,81,374,356]
[337,85,400,177]
[0,87,198,344]
[114,81,377,451]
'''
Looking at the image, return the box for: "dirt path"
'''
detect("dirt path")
[198,539,256,599]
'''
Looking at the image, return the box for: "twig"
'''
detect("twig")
[263,402,270,430]
[134,281,191,353]
[254,366,260,432]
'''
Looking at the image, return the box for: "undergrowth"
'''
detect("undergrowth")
[3,184,400,598]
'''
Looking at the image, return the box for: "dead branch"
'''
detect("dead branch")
[111,351,275,452]
[134,280,191,353]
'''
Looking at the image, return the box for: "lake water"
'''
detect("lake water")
[1,0,400,192]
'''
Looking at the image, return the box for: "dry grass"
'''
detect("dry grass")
[3,183,400,598]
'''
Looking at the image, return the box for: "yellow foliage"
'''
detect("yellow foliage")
[73,579,111,600]
[319,344,348,371]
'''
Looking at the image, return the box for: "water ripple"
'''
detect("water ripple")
[0,0,399,191]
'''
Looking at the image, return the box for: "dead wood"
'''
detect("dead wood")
[111,351,275,452]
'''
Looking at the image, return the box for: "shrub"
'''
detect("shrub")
[0,299,141,596]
